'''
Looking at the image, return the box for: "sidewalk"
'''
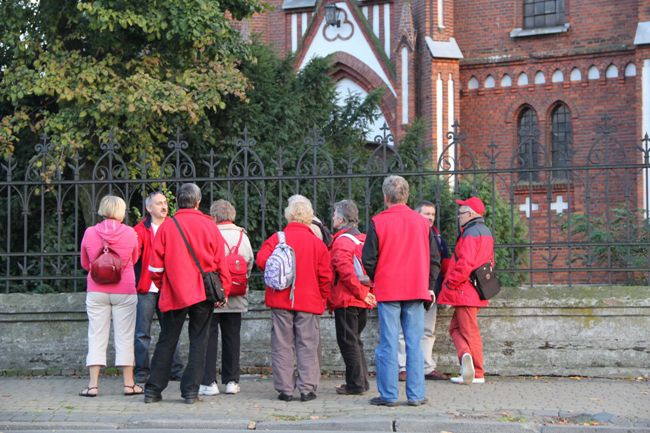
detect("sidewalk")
[0,375,648,432]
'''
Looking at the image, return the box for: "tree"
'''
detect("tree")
[0,0,265,166]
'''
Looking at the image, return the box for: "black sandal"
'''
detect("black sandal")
[79,386,98,397]
[124,384,144,396]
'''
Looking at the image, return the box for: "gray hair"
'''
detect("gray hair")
[176,183,201,209]
[210,199,236,222]
[145,191,165,208]
[382,175,409,204]
[333,199,359,227]
[285,196,314,224]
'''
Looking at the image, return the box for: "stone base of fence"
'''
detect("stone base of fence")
[1,286,648,378]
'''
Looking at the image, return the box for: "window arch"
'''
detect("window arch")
[551,103,571,179]
[468,76,479,90]
[518,107,541,181]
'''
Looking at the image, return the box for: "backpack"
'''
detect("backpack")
[226,230,249,297]
[90,239,122,284]
[263,231,297,305]
[339,233,370,286]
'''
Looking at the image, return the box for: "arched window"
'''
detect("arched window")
[518,107,541,181]
[551,103,571,179]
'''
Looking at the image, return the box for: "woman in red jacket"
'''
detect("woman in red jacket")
[329,200,376,396]
[256,195,332,402]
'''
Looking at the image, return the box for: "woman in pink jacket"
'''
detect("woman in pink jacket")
[79,195,140,397]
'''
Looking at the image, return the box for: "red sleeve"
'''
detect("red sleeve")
[134,223,145,260]
[213,228,232,297]
[131,230,140,265]
[331,238,368,301]
[317,245,333,303]
[445,237,478,289]
[148,226,166,289]
[255,234,278,271]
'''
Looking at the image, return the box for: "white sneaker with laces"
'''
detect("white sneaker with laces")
[450,376,485,384]
[225,381,240,394]
[461,353,475,385]
[199,382,220,396]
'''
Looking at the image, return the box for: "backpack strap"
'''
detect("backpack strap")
[277,231,286,244]
[228,229,245,255]
[339,233,362,245]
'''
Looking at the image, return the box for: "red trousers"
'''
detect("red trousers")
[448,306,484,378]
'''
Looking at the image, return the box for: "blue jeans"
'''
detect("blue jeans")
[375,301,425,402]
[134,292,184,382]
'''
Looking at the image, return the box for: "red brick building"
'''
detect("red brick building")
[244,0,649,283]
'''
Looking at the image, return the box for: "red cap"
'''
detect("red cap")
[455,196,485,216]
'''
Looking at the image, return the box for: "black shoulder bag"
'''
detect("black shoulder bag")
[470,262,501,300]
[172,217,225,304]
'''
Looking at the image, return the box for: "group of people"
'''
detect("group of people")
[79,176,495,407]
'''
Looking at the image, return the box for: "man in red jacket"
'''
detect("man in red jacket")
[144,183,232,404]
[133,191,184,384]
[328,199,376,396]
[362,176,440,407]
[438,196,493,385]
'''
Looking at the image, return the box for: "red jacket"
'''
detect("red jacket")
[328,228,372,311]
[256,222,332,315]
[362,204,440,302]
[438,217,493,308]
[133,215,158,294]
[149,208,232,312]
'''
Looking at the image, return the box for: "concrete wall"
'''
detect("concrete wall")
[1,286,648,377]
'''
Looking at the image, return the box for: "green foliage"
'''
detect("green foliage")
[0,0,265,164]
[559,208,650,284]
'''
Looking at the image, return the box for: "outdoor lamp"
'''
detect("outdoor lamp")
[325,3,342,27]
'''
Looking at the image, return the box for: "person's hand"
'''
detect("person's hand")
[429,290,436,303]
[214,298,227,309]
[364,292,377,307]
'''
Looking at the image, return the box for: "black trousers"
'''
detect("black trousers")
[145,300,213,399]
[202,312,242,385]
[334,307,370,392]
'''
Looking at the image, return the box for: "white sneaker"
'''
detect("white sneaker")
[199,382,220,396]
[450,376,485,384]
[461,353,475,385]
[225,381,240,394]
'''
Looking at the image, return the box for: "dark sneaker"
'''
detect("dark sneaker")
[398,371,407,382]
[424,370,449,380]
[144,394,162,404]
[300,392,317,402]
[184,396,201,405]
[369,396,397,407]
[335,384,365,395]
[407,398,429,406]
[278,392,293,402]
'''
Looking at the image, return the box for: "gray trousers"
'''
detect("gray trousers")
[271,309,321,395]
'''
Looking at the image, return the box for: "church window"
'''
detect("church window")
[518,107,541,181]
[551,103,571,180]
[523,0,565,29]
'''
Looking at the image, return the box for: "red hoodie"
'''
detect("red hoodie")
[80,219,140,294]
[328,228,372,311]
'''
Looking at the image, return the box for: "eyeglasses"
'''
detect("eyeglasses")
[457,211,470,217]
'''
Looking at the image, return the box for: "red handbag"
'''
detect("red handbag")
[90,240,122,284]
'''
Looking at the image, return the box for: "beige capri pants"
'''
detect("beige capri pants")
[85,292,138,367]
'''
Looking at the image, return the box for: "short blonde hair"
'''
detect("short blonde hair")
[98,195,126,222]
[210,199,236,223]
[285,198,314,225]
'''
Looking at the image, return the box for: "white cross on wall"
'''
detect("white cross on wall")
[550,195,569,215]
[519,197,539,218]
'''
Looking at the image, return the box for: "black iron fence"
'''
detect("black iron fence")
[1,117,649,293]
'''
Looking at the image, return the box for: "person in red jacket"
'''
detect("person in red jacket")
[362,176,440,407]
[133,191,184,384]
[328,199,376,396]
[256,195,332,403]
[438,196,493,385]
[144,183,232,404]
